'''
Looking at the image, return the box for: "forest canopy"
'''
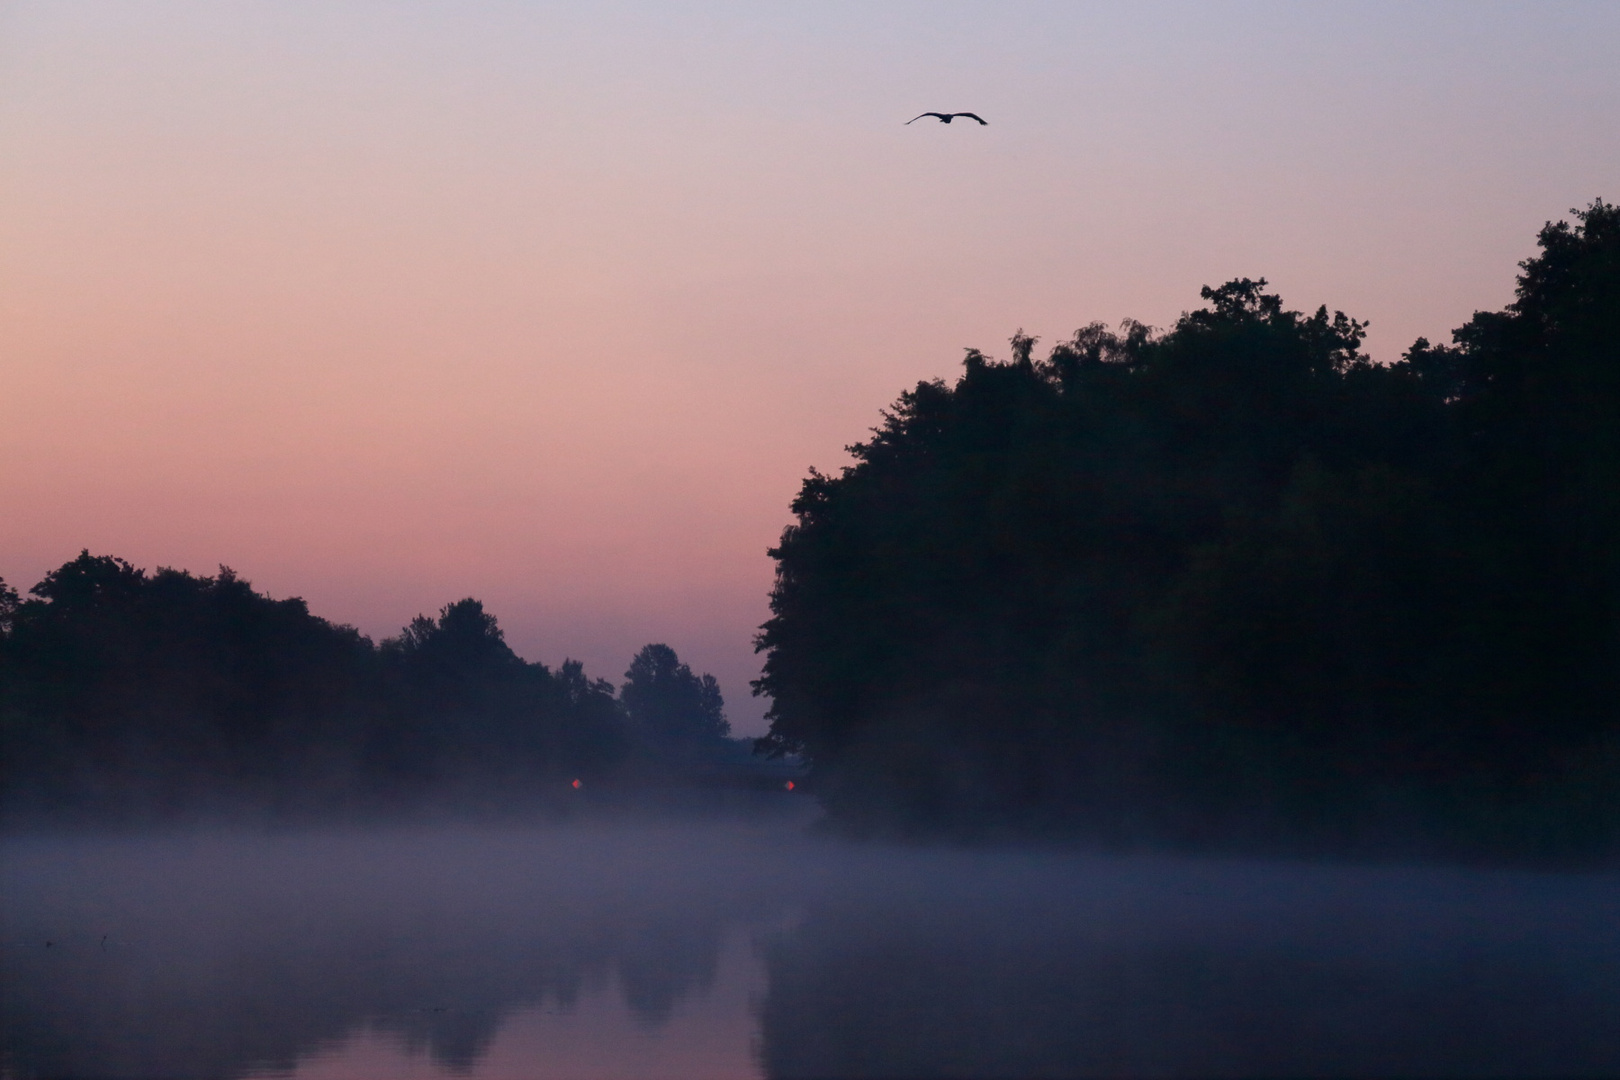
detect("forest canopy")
[0,557,744,819]
[754,200,1619,857]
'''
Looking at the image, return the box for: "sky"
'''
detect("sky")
[2,1,1617,733]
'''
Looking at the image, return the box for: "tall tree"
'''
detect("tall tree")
[754,201,1618,851]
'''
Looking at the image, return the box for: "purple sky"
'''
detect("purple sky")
[3,1,1616,732]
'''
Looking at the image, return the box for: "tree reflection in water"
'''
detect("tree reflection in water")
[3,821,1617,1079]
[1,821,790,1078]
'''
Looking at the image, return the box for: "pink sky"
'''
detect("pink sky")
[3,2,1617,732]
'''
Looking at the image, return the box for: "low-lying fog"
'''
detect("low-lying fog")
[4,801,1618,1079]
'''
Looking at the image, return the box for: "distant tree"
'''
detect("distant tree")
[0,577,19,636]
[0,577,26,798]
[28,550,147,609]
[377,598,629,785]
[550,657,634,777]
[384,598,527,698]
[621,644,730,753]
[1,561,630,816]
[0,553,380,812]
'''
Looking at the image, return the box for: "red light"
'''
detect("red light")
[785,781,795,791]
[571,779,581,789]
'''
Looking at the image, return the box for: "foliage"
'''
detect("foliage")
[621,643,731,753]
[0,557,723,817]
[755,201,1619,854]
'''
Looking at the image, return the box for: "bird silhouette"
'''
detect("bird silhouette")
[906,112,987,125]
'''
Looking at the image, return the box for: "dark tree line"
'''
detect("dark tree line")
[0,556,736,819]
[755,200,1619,856]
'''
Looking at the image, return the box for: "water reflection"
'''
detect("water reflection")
[759,856,1620,1077]
[3,820,1617,1078]
[256,929,764,1080]
[2,821,796,1079]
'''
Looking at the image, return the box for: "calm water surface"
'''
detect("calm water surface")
[3,811,1617,1078]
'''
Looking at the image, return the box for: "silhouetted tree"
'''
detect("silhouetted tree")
[755,200,1619,855]
[622,644,730,755]
[0,560,630,816]
[374,598,629,788]
[0,553,380,812]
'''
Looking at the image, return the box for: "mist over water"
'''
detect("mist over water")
[4,807,1617,1079]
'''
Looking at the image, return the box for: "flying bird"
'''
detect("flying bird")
[906,112,987,125]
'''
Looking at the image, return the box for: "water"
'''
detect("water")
[4,813,1617,1078]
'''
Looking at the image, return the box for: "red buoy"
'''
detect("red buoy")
[571,779,581,789]
[785,780,795,791]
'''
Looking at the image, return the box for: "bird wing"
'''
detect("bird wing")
[953,112,988,125]
[905,112,948,124]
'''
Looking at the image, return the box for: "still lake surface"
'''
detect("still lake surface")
[3,805,1617,1078]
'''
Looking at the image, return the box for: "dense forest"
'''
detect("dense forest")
[0,559,753,820]
[755,200,1618,858]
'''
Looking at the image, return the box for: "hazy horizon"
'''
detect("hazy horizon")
[5,1,1617,732]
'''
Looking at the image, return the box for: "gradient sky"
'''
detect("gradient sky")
[3,1,1617,732]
